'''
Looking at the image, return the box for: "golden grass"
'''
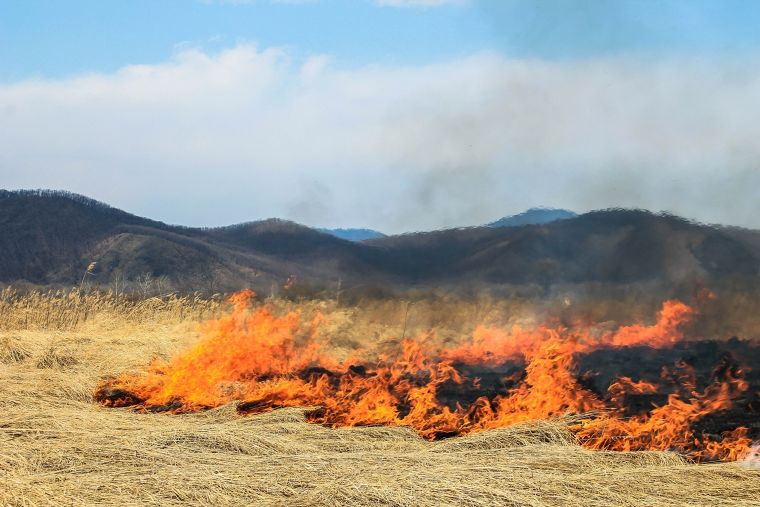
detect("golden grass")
[1,292,759,506]
[0,287,223,331]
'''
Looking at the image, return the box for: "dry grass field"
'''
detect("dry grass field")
[1,289,759,506]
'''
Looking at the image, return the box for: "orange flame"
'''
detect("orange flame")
[96,291,758,462]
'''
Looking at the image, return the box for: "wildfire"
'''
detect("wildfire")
[96,290,759,462]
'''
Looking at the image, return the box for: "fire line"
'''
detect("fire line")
[96,290,760,462]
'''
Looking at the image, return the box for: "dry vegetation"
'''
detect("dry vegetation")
[1,290,759,506]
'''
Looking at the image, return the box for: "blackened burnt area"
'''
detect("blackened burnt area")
[266,361,525,421]
[576,338,760,439]
[577,338,760,395]
[94,383,198,413]
[693,393,760,440]
[437,362,525,408]
[94,382,145,407]
[390,362,525,420]
[145,399,186,413]
[237,400,290,414]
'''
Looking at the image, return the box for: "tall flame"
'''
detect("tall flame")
[96,292,757,462]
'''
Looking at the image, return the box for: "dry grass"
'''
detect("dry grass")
[1,291,759,506]
[0,287,223,331]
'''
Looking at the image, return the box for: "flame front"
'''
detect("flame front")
[96,291,758,462]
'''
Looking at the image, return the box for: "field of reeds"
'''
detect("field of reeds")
[1,289,759,506]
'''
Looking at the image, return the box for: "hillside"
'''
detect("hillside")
[2,190,760,295]
[0,190,380,292]
[368,210,760,291]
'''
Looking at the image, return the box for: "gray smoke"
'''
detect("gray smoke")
[1,45,759,232]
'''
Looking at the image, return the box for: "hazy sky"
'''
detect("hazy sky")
[2,0,760,233]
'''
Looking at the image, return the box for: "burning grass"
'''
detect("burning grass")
[97,291,759,463]
[2,290,760,505]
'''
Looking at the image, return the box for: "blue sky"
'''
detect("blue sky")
[2,1,760,232]
[4,0,760,81]
[2,0,482,81]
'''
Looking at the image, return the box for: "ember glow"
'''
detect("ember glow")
[96,290,760,462]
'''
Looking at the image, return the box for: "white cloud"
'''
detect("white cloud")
[1,44,759,232]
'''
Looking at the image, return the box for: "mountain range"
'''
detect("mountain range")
[319,207,577,241]
[487,207,577,228]
[2,190,760,297]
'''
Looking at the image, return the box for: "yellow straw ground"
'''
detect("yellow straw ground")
[1,294,758,506]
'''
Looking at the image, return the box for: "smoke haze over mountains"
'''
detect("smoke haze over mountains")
[2,44,760,233]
